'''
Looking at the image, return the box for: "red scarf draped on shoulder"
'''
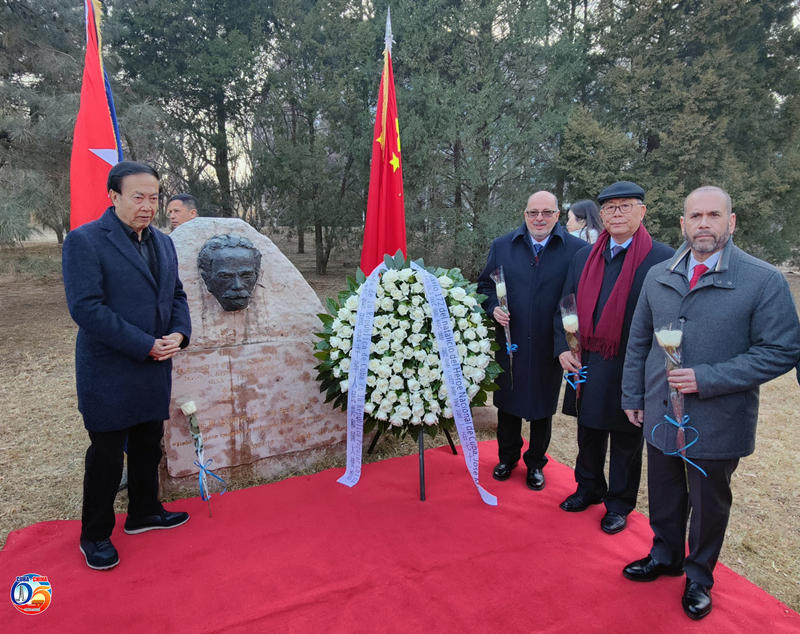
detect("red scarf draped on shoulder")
[576,224,653,359]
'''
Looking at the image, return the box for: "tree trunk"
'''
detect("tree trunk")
[298,225,305,253]
[314,221,328,275]
[213,93,234,217]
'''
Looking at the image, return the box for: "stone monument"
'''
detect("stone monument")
[163,218,346,487]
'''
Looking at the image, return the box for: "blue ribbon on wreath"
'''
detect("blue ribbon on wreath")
[563,366,587,390]
[651,414,708,477]
[193,459,229,501]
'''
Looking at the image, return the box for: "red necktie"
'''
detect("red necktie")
[689,263,708,289]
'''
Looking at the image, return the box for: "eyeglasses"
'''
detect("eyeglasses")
[600,202,642,216]
[525,209,558,219]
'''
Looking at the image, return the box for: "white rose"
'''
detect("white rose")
[470,312,483,324]
[411,307,425,321]
[407,378,421,393]
[391,288,404,301]
[340,358,351,372]
[397,405,412,420]
[179,401,197,416]
[390,340,403,352]
[385,390,398,403]
[438,275,454,288]
[374,340,390,354]
[476,325,488,338]
[383,269,400,284]
[468,340,481,353]
[443,407,453,418]
[423,412,438,426]
[380,297,394,312]
[330,336,341,348]
[345,295,359,311]
[339,339,351,353]
[397,303,409,315]
[366,375,377,387]
[479,339,492,353]
[389,375,404,391]
[450,287,467,302]
[463,328,477,341]
[364,401,375,414]
[333,367,341,378]
[340,379,349,393]
[330,349,340,360]
[457,318,470,330]
[337,307,351,321]
[451,304,467,318]
[375,284,385,297]
[376,377,390,393]
[414,349,427,362]
[467,384,480,398]
[462,295,477,308]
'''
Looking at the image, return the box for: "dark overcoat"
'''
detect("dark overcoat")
[478,222,587,420]
[622,240,800,458]
[62,208,191,432]
[555,235,673,431]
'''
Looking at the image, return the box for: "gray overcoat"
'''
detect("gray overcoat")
[621,240,800,459]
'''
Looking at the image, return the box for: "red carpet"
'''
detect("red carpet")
[2,441,798,633]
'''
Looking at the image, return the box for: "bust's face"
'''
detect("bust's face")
[203,247,259,311]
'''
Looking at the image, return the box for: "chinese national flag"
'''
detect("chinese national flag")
[69,0,123,230]
[360,29,406,275]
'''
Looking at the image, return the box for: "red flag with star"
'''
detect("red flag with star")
[69,0,123,229]
[360,13,406,274]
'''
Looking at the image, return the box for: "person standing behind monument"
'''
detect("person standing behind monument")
[62,161,192,571]
[167,193,199,228]
[556,181,673,534]
[478,191,587,490]
[620,186,800,620]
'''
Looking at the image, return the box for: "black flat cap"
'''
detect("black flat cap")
[597,181,645,204]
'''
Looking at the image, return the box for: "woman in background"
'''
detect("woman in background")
[566,199,602,244]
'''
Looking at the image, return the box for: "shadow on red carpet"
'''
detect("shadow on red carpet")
[1,441,798,632]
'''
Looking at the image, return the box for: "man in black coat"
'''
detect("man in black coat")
[478,191,587,490]
[63,161,192,571]
[556,181,673,534]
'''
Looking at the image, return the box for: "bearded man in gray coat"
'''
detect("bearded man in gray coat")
[621,186,800,620]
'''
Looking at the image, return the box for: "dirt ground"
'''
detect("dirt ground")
[0,236,798,612]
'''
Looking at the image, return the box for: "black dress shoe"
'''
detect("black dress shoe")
[492,462,517,481]
[79,537,119,570]
[559,491,603,512]
[526,468,545,490]
[600,511,627,534]
[623,555,684,582]
[682,580,712,620]
[124,509,190,534]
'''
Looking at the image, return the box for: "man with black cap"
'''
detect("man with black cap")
[555,181,673,534]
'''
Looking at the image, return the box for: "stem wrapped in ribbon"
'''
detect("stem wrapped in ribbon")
[653,323,706,476]
[559,293,586,395]
[489,266,516,388]
[180,400,228,515]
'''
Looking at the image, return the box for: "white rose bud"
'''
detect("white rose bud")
[180,401,197,416]
[655,329,682,348]
[562,314,579,334]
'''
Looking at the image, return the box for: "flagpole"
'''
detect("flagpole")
[385,7,393,54]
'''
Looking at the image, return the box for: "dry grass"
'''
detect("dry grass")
[0,238,798,612]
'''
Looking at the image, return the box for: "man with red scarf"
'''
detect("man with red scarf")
[556,181,673,534]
